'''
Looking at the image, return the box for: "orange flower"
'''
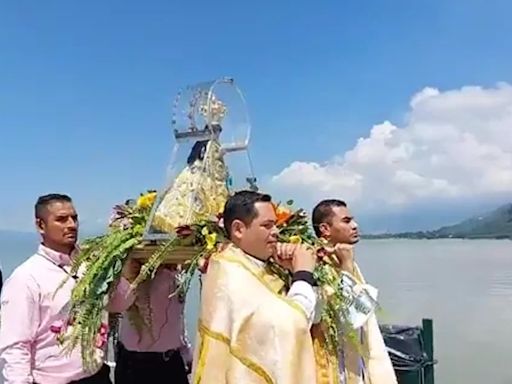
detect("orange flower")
[273,203,293,226]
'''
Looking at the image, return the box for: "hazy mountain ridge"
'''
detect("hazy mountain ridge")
[363,203,512,239]
[2,203,511,245]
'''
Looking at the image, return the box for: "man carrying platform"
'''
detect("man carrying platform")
[109,262,193,384]
[0,194,136,384]
[191,190,320,384]
[312,199,397,384]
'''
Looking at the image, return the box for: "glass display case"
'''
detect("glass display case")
[143,77,257,241]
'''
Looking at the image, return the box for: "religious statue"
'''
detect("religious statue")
[150,95,230,233]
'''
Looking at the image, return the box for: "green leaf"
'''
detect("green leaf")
[286,199,294,206]
[113,259,123,274]
[96,279,110,295]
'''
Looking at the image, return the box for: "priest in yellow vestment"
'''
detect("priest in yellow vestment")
[312,199,398,384]
[192,190,322,384]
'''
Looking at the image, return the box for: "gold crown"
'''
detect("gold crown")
[200,94,227,124]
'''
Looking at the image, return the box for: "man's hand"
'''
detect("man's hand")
[121,258,142,283]
[273,242,297,271]
[324,243,355,274]
[292,244,317,273]
[274,243,317,273]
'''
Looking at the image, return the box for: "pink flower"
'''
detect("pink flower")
[95,333,108,348]
[176,225,193,238]
[316,247,328,260]
[50,320,64,334]
[99,322,109,336]
[91,323,109,348]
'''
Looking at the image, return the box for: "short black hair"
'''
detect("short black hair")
[223,190,272,239]
[35,194,73,220]
[311,199,347,237]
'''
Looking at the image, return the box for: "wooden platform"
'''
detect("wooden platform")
[129,242,202,264]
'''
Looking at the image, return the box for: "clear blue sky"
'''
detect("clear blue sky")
[1,0,511,232]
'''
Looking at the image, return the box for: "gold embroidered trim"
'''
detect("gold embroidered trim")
[193,331,210,384]
[198,321,275,384]
[312,324,340,384]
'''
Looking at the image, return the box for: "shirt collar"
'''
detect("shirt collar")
[37,243,79,267]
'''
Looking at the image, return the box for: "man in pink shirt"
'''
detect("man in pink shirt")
[0,194,135,384]
[110,261,192,384]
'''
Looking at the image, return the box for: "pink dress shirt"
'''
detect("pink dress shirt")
[110,267,193,364]
[0,244,132,384]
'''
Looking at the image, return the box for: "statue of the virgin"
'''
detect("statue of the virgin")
[150,95,229,233]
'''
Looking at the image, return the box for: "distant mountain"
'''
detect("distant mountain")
[363,203,512,240]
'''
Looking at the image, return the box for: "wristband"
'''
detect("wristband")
[291,270,317,286]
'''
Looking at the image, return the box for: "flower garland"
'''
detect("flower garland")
[56,192,358,370]
[55,190,225,371]
[53,191,157,370]
[270,201,357,356]
[175,200,359,356]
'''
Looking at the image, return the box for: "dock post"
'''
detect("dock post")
[422,318,435,384]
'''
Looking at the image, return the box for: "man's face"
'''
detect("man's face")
[37,201,79,250]
[320,206,359,245]
[232,201,278,259]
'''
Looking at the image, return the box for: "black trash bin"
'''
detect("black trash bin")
[380,319,436,384]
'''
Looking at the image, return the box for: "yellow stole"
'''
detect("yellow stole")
[311,324,341,384]
[192,244,320,384]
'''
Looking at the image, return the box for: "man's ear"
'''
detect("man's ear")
[230,219,245,240]
[35,218,45,235]
[319,222,331,238]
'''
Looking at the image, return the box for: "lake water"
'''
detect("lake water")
[357,239,512,384]
[2,239,512,383]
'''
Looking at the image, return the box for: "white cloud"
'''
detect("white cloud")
[271,83,512,212]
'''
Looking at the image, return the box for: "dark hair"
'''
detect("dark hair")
[35,193,73,220]
[187,124,223,165]
[312,199,347,237]
[223,190,272,239]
